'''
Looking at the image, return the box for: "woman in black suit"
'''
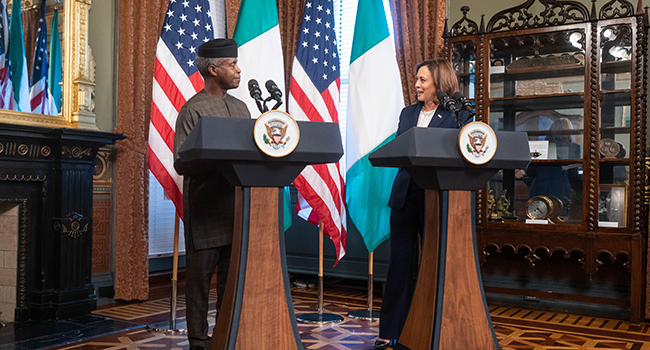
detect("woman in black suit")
[374,58,471,349]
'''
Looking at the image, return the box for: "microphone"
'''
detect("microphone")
[452,91,473,113]
[265,80,283,101]
[248,79,267,113]
[436,91,457,111]
[265,80,283,110]
[248,79,262,100]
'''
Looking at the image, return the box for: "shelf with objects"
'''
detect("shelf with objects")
[447,0,647,328]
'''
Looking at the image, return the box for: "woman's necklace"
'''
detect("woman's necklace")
[421,108,435,117]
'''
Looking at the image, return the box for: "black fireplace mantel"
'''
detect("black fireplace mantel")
[0,122,124,322]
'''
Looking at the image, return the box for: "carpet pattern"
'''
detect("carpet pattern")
[64,287,650,350]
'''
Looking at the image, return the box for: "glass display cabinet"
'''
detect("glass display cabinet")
[448,0,647,327]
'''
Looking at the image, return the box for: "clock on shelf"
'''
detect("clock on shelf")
[525,195,564,222]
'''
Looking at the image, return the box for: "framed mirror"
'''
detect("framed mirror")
[0,0,96,129]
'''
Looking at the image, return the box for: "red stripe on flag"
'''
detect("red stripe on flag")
[0,67,8,109]
[289,15,346,263]
[188,71,204,92]
[290,76,325,122]
[293,173,344,261]
[148,146,184,219]
[154,59,187,112]
[150,102,175,151]
[321,87,338,124]
[307,210,319,225]
[290,80,346,263]
[30,89,46,111]
[310,163,343,214]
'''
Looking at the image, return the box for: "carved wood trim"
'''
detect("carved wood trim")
[489,29,585,58]
[451,41,477,66]
[588,22,599,231]
[476,34,486,227]
[633,16,644,234]
[595,249,631,271]
[641,20,648,229]
[487,0,591,33]
[481,242,586,268]
[599,24,632,48]
[450,5,478,36]
[600,0,636,19]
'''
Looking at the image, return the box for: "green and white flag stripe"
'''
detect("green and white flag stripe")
[231,0,291,231]
[346,0,403,252]
[230,0,285,117]
[48,7,62,115]
[9,0,30,112]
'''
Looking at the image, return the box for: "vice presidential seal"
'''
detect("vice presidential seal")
[458,121,497,165]
[253,110,300,157]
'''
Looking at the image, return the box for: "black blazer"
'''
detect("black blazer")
[387,103,472,210]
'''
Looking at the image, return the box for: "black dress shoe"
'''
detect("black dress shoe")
[189,346,207,350]
[373,339,396,349]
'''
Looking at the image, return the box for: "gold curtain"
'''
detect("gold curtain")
[113,0,167,301]
[22,6,38,74]
[277,0,305,93]
[225,0,240,39]
[388,0,446,105]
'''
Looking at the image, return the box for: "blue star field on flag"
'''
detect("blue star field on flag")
[294,0,340,93]
[160,0,214,77]
[30,0,47,87]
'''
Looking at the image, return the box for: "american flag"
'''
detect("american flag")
[289,0,346,263]
[29,0,49,114]
[0,0,12,110]
[148,0,214,219]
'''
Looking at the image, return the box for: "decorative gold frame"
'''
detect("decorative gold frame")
[0,0,96,129]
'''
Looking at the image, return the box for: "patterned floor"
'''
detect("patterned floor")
[49,286,650,350]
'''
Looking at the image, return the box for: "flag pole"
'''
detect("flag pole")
[148,212,187,332]
[347,252,380,320]
[296,220,343,324]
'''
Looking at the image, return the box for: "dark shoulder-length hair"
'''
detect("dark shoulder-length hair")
[414,58,459,104]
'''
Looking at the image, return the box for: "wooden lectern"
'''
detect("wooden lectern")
[369,127,530,350]
[176,117,343,350]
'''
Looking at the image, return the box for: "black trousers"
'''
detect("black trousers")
[185,242,232,347]
[379,180,425,340]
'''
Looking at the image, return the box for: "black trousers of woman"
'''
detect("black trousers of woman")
[379,179,425,340]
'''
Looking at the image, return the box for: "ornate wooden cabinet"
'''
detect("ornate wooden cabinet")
[446,0,648,326]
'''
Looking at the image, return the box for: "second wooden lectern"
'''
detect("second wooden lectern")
[369,126,530,350]
[176,116,343,350]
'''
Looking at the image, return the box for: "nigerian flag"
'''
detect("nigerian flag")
[346,0,403,252]
[231,0,291,231]
[231,0,285,117]
[48,7,62,115]
[9,0,29,112]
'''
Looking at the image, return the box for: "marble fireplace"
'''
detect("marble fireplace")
[0,122,122,322]
[0,204,18,323]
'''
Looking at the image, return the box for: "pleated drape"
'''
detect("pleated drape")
[388,0,446,105]
[113,0,167,301]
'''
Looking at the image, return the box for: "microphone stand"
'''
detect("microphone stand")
[454,109,462,129]
[255,98,268,114]
[264,96,283,111]
[457,106,476,128]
